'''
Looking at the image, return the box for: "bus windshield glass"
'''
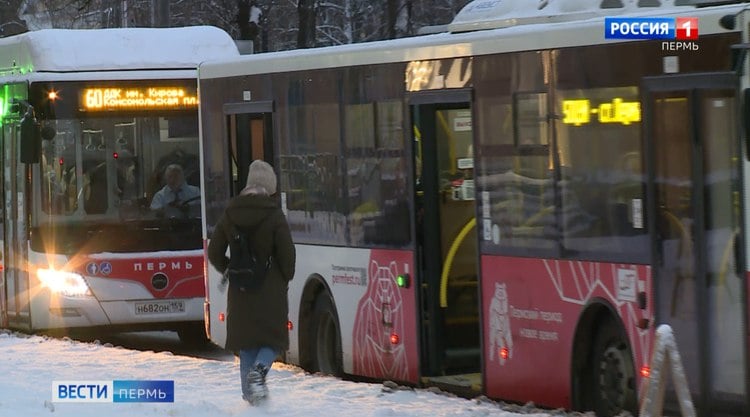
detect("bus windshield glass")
[34,114,201,254]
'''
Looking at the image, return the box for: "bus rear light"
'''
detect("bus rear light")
[500,347,509,360]
[390,333,400,345]
[287,320,293,331]
[218,312,225,322]
[641,365,651,378]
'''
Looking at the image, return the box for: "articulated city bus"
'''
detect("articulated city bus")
[0,26,239,344]
[199,0,748,415]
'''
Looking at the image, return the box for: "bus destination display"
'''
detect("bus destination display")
[81,86,198,112]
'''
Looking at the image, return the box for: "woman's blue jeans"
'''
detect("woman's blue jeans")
[239,347,277,397]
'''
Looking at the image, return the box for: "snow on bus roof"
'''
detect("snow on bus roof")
[199,1,741,80]
[0,26,239,74]
[448,0,696,33]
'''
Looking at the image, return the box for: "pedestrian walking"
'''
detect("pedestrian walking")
[207,159,295,405]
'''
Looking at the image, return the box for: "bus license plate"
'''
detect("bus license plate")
[134,300,185,315]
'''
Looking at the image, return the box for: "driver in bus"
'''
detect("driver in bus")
[150,163,201,214]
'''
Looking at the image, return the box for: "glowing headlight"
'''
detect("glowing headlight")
[37,268,91,297]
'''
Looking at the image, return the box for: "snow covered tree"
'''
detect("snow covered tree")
[5,0,472,52]
[297,0,315,48]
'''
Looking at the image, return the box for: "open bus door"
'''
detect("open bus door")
[408,89,482,393]
[643,72,748,416]
[205,100,275,347]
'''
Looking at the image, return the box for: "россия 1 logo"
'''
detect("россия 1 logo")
[605,17,698,40]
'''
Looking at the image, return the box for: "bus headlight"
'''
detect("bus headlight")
[37,268,91,297]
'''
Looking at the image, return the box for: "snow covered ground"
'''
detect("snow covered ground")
[0,330,561,417]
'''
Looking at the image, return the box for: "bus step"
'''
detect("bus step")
[422,373,482,398]
[443,347,480,373]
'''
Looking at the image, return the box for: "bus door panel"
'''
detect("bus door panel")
[409,90,481,379]
[3,122,31,329]
[644,73,747,415]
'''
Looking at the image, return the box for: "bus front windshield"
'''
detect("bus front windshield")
[33,114,202,255]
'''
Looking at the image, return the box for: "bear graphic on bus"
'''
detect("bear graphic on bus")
[488,282,513,365]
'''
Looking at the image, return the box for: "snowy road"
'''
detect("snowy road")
[0,330,560,417]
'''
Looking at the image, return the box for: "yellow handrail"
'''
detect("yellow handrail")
[440,217,477,308]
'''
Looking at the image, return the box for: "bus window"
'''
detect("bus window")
[40,126,78,215]
[556,86,648,260]
[280,72,346,245]
[35,114,201,227]
[475,52,557,254]
[476,98,557,253]
[81,126,109,214]
[479,153,556,251]
[346,100,409,247]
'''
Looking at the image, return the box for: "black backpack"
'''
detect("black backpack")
[224,220,272,291]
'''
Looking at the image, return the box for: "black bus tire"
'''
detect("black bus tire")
[591,321,638,417]
[309,293,343,376]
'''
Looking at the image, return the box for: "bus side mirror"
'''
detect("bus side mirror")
[20,109,41,164]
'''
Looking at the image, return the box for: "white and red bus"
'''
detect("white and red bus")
[0,26,239,344]
[199,0,748,414]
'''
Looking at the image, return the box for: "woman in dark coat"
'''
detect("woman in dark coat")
[207,159,295,405]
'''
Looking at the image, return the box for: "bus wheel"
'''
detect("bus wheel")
[310,293,343,376]
[177,323,210,348]
[591,323,637,417]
